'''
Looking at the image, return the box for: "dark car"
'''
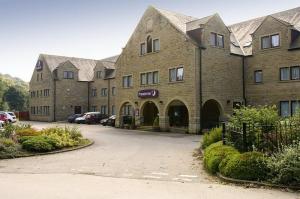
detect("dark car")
[67,114,82,123]
[82,112,108,124]
[101,115,116,126]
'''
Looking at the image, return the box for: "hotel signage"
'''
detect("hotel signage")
[138,89,159,98]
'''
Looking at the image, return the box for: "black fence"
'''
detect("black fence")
[222,122,300,153]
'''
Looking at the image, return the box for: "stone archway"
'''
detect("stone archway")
[166,100,189,128]
[119,102,135,127]
[141,101,159,126]
[202,99,222,129]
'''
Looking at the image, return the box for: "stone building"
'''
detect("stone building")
[29,54,118,121]
[115,6,300,133]
[29,6,300,133]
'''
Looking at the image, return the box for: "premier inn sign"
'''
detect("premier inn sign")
[138,89,159,98]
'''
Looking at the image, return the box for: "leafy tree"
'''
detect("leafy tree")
[3,87,26,111]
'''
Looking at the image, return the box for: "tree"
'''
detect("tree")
[3,87,26,111]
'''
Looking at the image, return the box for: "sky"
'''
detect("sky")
[0,0,300,82]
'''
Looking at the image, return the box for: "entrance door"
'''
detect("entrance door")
[74,106,82,114]
[142,102,158,126]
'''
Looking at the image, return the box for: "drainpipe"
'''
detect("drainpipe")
[107,78,111,115]
[242,56,247,106]
[199,47,203,134]
[87,82,90,112]
[53,77,57,122]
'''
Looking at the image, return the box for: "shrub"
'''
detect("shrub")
[16,128,40,137]
[266,142,300,186]
[203,141,239,174]
[18,136,34,144]
[0,138,15,147]
[202,128,222,149]
[22,136,57,152]
[1,123,15,138]
[219,151,269,181]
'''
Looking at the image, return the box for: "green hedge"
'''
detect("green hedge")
[203,141,239,174]
[22,136,57,152]
[219,151,269,181]
[202,128,222,149]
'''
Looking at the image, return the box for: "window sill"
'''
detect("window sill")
[168,80,185,84]
[140,83,160,87]
[139,51,160,57]
[260,46,281,51]
[122,87,134,89]
[210,45,225,49]
[279,80,300,83]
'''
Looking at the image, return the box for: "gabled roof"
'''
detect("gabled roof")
[41,54,98,81]
[229,7,300,56]
[94,55,119,79]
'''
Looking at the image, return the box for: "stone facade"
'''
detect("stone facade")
[29,6,300,132]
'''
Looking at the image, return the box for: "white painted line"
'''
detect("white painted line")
[143,175,161,179]
[151,172,169,176]
[179,174,198,178]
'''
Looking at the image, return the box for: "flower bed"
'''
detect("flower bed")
[0,123,92,159]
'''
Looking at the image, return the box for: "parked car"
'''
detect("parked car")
[6,112,17,123]
[0,112,8,123]
[75,114,87,124]
[85,112,108,124]
[67,114,82,123]
[100,115,116,126]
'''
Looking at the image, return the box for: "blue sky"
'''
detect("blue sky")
[1,0,300,81]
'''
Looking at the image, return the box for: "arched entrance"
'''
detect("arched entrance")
[167,100,189,128]
[141,101,159,126]
[119,102,134,127]
[202,99,222,129]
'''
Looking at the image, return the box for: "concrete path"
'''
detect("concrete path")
[0,122,298,199]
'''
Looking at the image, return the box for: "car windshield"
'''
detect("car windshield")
[8,113,15,116]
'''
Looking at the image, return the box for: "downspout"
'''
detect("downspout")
[53,77,57,122]
[199,46,203,134]
[242,56,246,105]
[107,78,111,115]
[87,82,90,112]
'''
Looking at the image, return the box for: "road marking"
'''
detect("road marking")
[151,172,169,176]
[143,175,161,179]
[179,174,198,178]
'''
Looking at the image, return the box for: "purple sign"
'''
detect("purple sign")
[138,89,159,98]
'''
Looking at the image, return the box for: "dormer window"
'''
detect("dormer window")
[96,71,102,79]
[261,34,280,49]
[147,36,152,53]
[210,32,224,48]
[63,71,74,79]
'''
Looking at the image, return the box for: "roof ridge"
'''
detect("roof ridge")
[230,6,300,27]
[41,53,99,61]
[152,6,198,20]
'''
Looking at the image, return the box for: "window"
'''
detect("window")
[91,89,97,97]
[140,43,146,55]
[40,73,43,80]
[100,105,107,114]
[280,101,290,117]
[210,32,224,48]
[169,67,184,82]
[43,106,50,116]
[140,71,159,85]
[123,105,132,115]
[147,36,152,53]
[44,89,50,97]
[40,90,43,97]
[91,106,97,112]
[111,105,115,115]
[291,100,300,116]
[280,67,290,81]
[101,88,108,96]
[254,70,263,83]
[217,34,224,48]
[153,71,159,84]
[64,71,74,79]
[122,75,132,88]
[291,66,300,80]
[261,34,280,49]
[112,87,116,96]
[37,73,39,81]
[271,34,280,47]
[96,71,102,79]
[153,39,160,52]
[36,90,39,97]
